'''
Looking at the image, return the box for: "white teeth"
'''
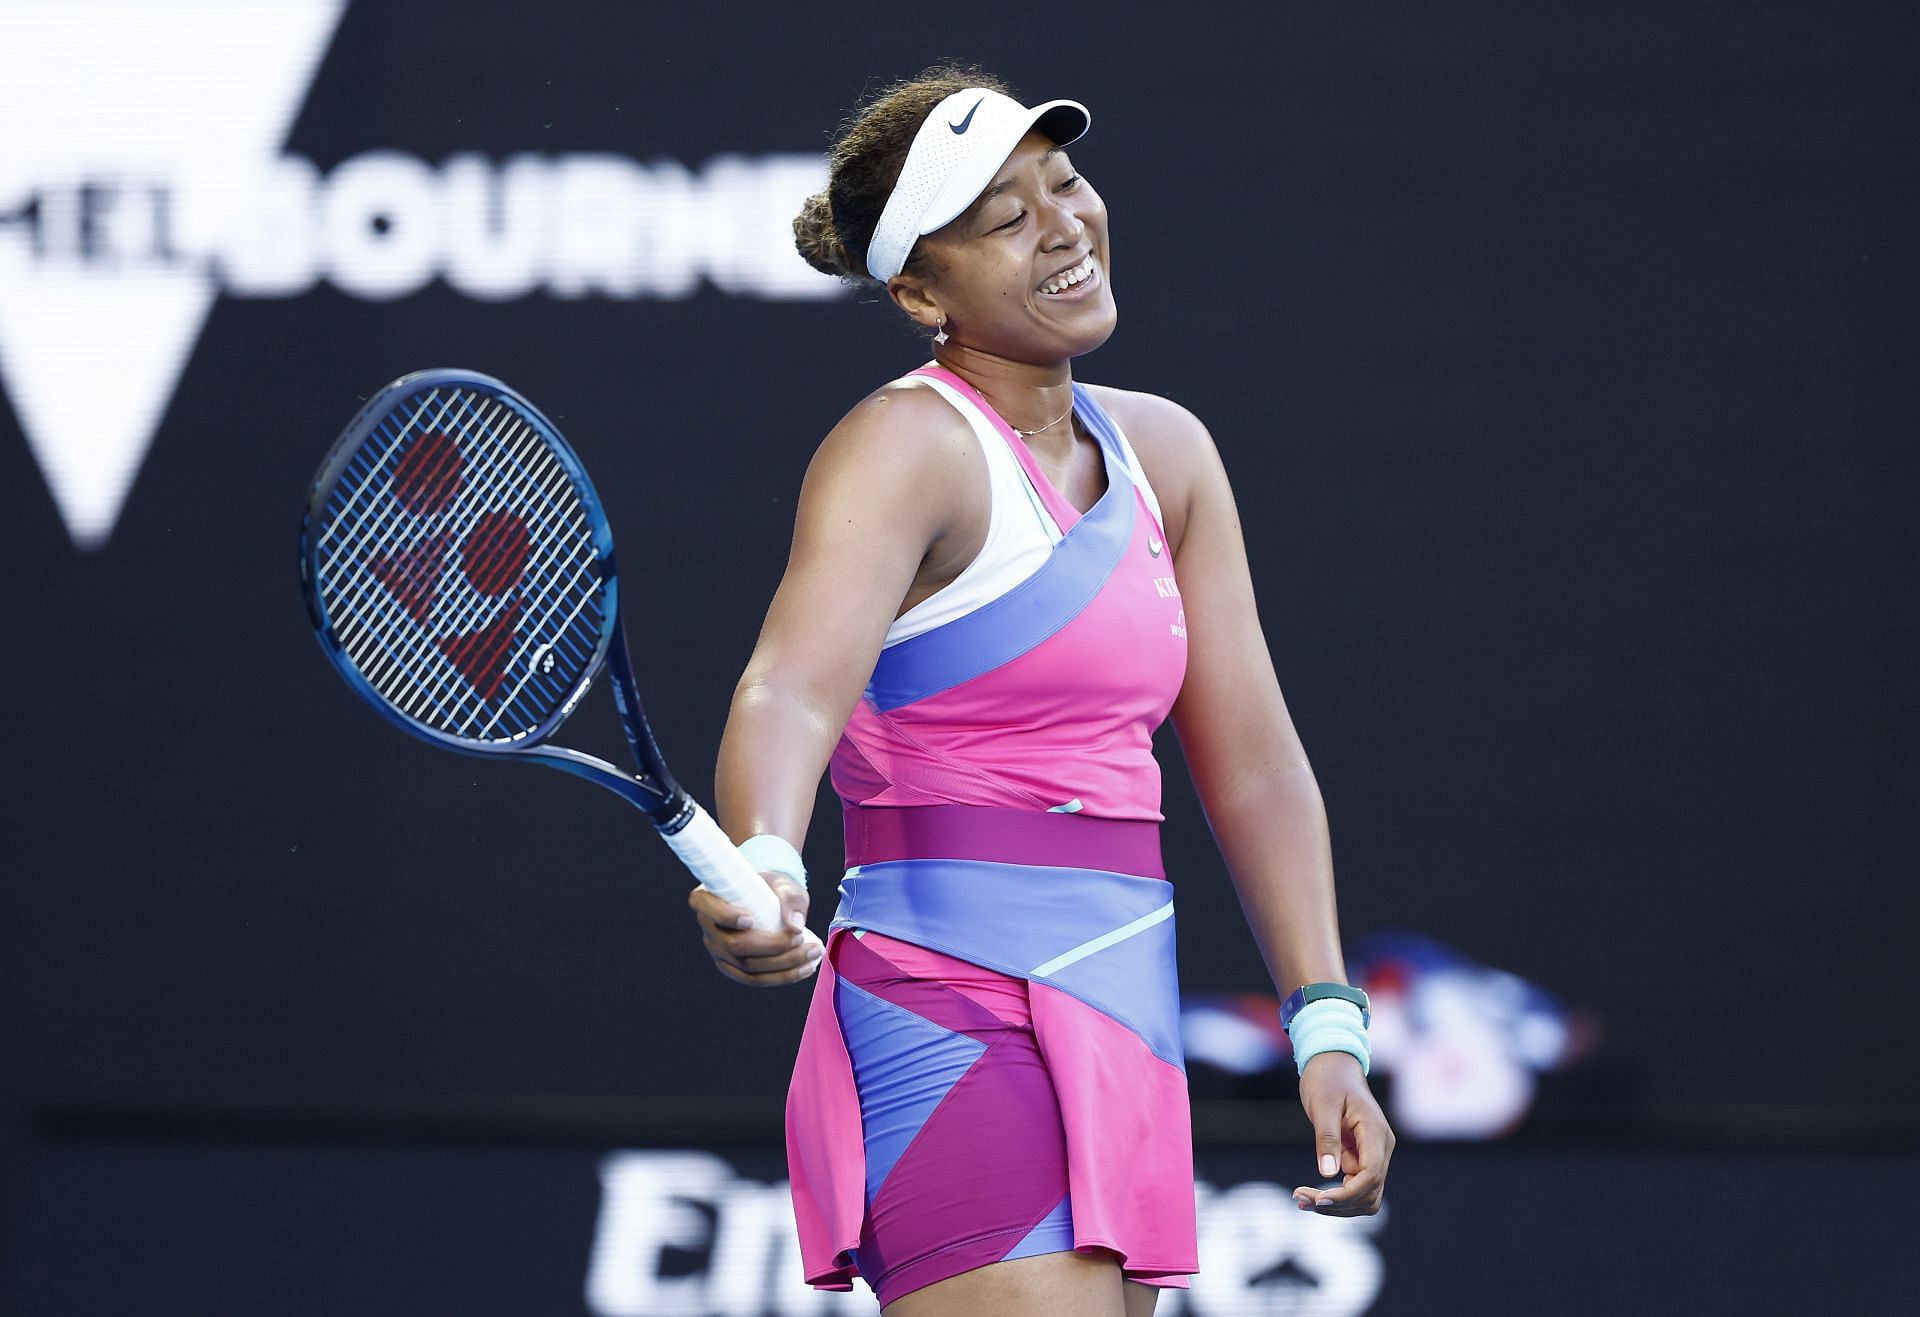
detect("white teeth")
[1042,256,1095,294]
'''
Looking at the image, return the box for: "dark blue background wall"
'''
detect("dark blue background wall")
[5,1131,1908,1314]
[1,0,1911,1160]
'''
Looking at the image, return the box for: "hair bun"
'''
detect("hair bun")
[793,187,855,279]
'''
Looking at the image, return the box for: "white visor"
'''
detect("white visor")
[864,87,1091,282]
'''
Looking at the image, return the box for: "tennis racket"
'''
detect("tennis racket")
[299,367,791,933]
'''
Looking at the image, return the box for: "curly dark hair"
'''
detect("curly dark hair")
[793,62,1014,284]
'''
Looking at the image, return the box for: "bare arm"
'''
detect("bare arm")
[690,385,978,984]
[1126,393,1392,1216]
[1165,429,1346,997]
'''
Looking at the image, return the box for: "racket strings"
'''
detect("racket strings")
[327,399,498,705]
[442,409,604,734]
[312,386,608,742]
[317,388,468,552]
[332,423,593,731]
[355,393,596,724]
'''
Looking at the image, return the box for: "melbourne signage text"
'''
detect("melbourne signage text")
[0,0,839,550]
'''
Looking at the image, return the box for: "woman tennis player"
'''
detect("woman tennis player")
[688,64,1394,1315]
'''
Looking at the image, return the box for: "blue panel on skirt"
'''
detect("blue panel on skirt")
[832,858,1182,1067]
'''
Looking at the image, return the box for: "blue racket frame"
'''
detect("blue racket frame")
[300,368,694,829]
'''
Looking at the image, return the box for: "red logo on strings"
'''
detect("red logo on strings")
[368,529,452,623]
[370,430,534,699]
[390,429,464,514]
[458,511,531,598]
[438,597,524,700]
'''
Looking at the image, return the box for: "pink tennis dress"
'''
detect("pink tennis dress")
[786,366,1196,1306]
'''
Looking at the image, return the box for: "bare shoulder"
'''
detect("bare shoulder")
[1081,383,1213,441]
[797,376,981,547]
[1081,383,1218,474]
[812,377,976,480]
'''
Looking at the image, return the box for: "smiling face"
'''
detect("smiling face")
[887,130,1115,363]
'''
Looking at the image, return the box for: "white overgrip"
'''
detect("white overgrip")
[660,802,799,937]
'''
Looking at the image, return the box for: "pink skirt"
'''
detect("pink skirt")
[785,805,1198,1304]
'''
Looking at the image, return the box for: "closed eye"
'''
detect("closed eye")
[989,175,1080,233]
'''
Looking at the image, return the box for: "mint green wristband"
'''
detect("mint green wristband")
[1286,998,1372,1076]
[737,834,806,892]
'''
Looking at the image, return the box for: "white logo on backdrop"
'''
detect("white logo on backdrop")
[0,0,840,550]
[585,1152,1386,1316]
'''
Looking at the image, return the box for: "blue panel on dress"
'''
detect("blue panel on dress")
[833,860,1182,1068]
[1069,384,1125,462]
[834,975,987,1203]
[864,427,1134,713]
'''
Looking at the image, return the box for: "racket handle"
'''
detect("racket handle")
[660,802,787,933]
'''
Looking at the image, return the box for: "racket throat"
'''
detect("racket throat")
[604,626,687,813]
[657,794,700,835]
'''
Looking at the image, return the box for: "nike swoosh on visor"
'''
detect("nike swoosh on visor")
[949,97,984,133]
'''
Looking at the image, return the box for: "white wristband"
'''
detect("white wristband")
[737,834,807,892]
[1286,998,1372,1076]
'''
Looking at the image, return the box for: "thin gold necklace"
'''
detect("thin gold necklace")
[967,374,1075,436]
[1009,398,1074,437]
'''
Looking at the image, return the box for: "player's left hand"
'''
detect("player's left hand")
[1292,1051,1394,1215]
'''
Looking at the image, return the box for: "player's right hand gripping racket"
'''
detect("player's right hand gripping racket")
[299,368,794,934]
